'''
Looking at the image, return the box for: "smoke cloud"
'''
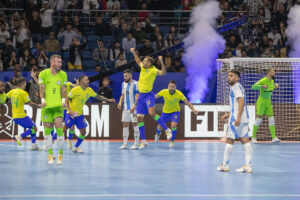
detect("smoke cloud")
[182,0,225,103]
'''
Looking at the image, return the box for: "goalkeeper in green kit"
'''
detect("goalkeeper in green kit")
[251,69,280,143]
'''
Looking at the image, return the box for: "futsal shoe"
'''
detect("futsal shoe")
[67,140,72,149]
[129,143,139,150]
[57,154,63,165]
[217,164,230,172]
[252,138,258,143]
[272,138,280,143]
[169,141,175,148]
[236,165,253,173]
[72,147,84,153]
[139,142,148,150]
[14,135,22,146]
[165,129,173,140]
[48,155,55,165]
[154,134,160,143]
[31,143,41,151]
[119,144,128,150]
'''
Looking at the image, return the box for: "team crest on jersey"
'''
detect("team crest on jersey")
[174,98,177,101]
[57,81,61,85]
[44,116,47,119]
[146,70,149,73]
[86,94,89,98]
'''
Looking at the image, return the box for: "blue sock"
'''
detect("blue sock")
[52,133,57,141]
[156,128,161,136]
[31,133,36,143]
[138,122,146,140]
[68,130,75,140]
[154,115,168,130]
[75,134,85,148]
[171,128,177,141]
[21,129,32,139]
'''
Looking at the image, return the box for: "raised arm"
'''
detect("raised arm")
[157,56,166,76]
[130,48,142,67]
[95,94,116,103]
[251,80,267,90]
[184,99,198,115]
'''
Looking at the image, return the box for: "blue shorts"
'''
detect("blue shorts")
[137,91,155,114]
[63,109,67,121]
[13,116,36,129]
[65,114,88,129]
[161,112,180,123]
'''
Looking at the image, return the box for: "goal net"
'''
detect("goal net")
[216,58,300,141]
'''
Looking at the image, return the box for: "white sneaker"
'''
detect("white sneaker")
[139,142,148,150]
[57,154,63,165]
[236,165,253,173]
[169,141,174,148]
[119,144,128,150]
[67,140,72,149]
[217,164,230,172]
[72,147,84,153]
[154,134,160,143]
[165,129,172,140]
[129,143,139,150]
[252,138,258,143]
[31,143,41,151]
[272,138,280,143]
[48,155,55,165]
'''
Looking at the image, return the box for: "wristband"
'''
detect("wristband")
[62,98,66,104]
[41,98,46,104]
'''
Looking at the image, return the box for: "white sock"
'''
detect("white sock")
[244,142,252,166]
[223,143,233,165]
[133,126,139,144]
[44,135,53,150]
[123,127,129,145]
[57,136,64,151]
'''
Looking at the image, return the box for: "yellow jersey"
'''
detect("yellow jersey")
[138,64,158,93]
[0,92,6,104]
[65,82,72,110]
[157,89,186,113]
[68,86,97,116]
[7,88,30,119]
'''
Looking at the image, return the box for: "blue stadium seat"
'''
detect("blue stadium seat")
[47,51,62,58]
[83,60,98,70]
[160,26,169,37]
[63,52,69,59]
[102,36,115,49]
[87,35,100,50]
[125,52,134,62]
[81,50,93,60]
[136,44,144,50]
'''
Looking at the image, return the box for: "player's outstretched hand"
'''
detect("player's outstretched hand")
[117,102,122,110]
[275,84,279,88]
[192,110,199,115]
[130,48,135,53]
[262,85,268,89]
[130,106,136,113]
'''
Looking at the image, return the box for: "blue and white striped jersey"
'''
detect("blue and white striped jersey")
[122,80,139,110]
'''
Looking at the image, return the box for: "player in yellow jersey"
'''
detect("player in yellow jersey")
[155,80,198,148]
[6,78,41,150]
[0,81,6,104]
[39,54,67,165]
[66,75,115,152]
[130,48,172,150]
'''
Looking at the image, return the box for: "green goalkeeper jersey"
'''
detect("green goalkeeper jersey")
[251,77,275,100]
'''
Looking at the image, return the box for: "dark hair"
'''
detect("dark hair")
[169,80,176,85]
[16,77,26,86]
[228,69,240,77]
[79,75,87,82]
[123,69,132,74]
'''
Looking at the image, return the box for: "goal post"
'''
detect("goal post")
[216,58,300,141]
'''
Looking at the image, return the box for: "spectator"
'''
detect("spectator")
[68,37,87,70]
[153,34,165,51]
[44,32,60,52]
[82,0,99,16]
[173,59,185,72]
[129,17,138,32]
[267,38,275,55]
[110,41,125,61]
[31,41,43,59]
[150,25,163,42]
[260,34,269,50]
[0,23,10,43]
[115,53,127,67]
[138,3,150,22]
[107,0,121,10]
[23,0,40,23]
[89,65,114,88]
[241,49,248,57]
[67,0,81,17]
[227,35,238,49]
[37,49,48,69]
[133,22,146,44]
[116,23,129,42]
[29,58,38,69]
[0,14,9,30]
[280,47,287,57]
[57,23,79,51]
[274,49,280,57]
[14,19,31,48]
[122,32,136,53]
[169,25,180,40]
[0,49,3,71]
[17,39,31,57]
[138,39,154,56]
[5,71,22,92]
[110,14,120,35]
[275,4,287,25]
[164,52,172,69]
[97,77,114,103]
[144,17,154,33]
[25,66,42,104]
[40,1,54,37]
[20,49,32,71]
[165,33,175,47]
[58,15,70,32]
[235,42,244,57]
[28,11,42,44]
[7,51,18,70]
[72,15,84,36]
[94,16,111,36]
[267,27,282,47]
[247,42,261,57]
[93,40,108,62]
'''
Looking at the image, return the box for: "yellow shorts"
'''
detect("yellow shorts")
[68,62,82,70]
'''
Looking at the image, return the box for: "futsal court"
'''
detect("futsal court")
[0,140,299,200]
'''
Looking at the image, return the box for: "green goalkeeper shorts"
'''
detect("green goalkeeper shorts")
[256,98,273,116]
[41,107,64,123]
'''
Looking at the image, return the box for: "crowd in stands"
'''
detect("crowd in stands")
[0,0,298,74]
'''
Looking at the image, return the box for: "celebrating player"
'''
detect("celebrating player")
[0,81,6,104]
[66,75,115,153]
[6,78,41,150]
[118,69,140,150]
[218,69,252,173]
[130,48,172,150]
[155,80,198,148]
[251,69,280,143]
[39,54,67,165]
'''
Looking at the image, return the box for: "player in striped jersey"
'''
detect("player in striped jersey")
[118,69,140,150]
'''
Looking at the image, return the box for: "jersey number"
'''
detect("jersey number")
[53,88,56,94]
[12,97,19,108]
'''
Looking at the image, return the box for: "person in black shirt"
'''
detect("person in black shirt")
[138,39,154,57]
[88,65,114,88]
[93,16,111,37]
[97,77,115,103]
